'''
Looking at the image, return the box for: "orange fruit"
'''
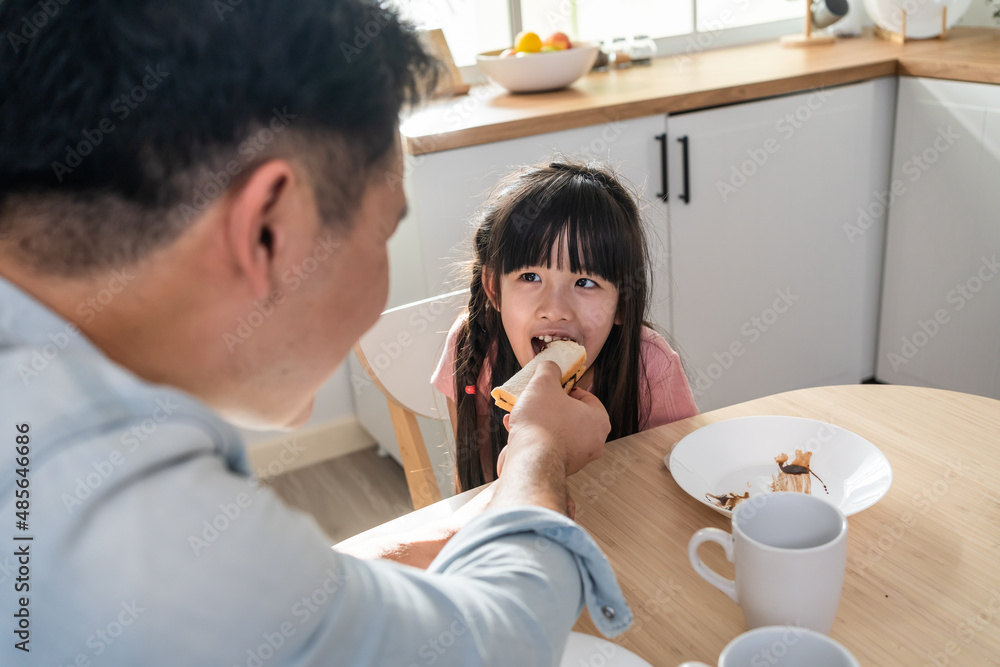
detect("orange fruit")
[514,31,542,53]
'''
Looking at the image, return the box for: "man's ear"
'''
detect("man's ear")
[481,267,498,309]
[225,160,300,300]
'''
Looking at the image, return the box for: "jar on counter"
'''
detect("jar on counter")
[607,37,632,69]
[591,48,610,71]
[628,35,657,65]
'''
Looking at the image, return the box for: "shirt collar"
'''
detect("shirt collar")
[0,273,252,476]
[0,274,98,354]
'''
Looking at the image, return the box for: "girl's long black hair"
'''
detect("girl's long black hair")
[453,159,654,491]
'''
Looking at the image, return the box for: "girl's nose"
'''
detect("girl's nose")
[537,284,573,321]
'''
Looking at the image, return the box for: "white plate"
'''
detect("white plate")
[863,0,971,39]
[666,416,892,517]
[560,632,652,667]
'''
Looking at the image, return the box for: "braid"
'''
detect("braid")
[454,260,501,490]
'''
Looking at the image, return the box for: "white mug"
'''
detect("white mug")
[688,492,848,633]
[679,625,860,666]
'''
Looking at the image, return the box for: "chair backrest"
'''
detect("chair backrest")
[356,289,469,419]
[354,289,469,509]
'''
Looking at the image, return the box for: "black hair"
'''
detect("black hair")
[0,0,436,273]
[454,159,654,491]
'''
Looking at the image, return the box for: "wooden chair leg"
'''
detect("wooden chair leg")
[386,401,442,510]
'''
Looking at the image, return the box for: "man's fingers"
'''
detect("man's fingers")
[502,414,510,431]
[526,360,562,389]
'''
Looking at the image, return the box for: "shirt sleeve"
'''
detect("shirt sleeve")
[641,328,700,430]
[430,315,465,403]
[431,508,633,638]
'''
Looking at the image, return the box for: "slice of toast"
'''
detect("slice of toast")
[490,340,587,413]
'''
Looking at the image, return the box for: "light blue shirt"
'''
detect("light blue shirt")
[0,276,631,665]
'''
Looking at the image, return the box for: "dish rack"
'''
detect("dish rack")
[874,6,950,44]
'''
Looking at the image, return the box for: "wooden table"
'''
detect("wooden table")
[569,384,1000,665]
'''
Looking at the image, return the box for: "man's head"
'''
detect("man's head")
[0,0,433,429]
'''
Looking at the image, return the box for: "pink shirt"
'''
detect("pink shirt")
[431,315,699,431]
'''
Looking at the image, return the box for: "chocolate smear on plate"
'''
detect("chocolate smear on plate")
[769,449,829,494]
[705,491,750,511]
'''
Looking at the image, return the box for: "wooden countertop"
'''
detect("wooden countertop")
[402,27,1000,155]
[568,384,1000,665]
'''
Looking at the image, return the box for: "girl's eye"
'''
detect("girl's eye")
[520,272,540,282]
[576,277,598,288]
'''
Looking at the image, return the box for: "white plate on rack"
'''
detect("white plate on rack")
[863,0,971,39]
[665,416,892,517]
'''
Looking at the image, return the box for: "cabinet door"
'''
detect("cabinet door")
[876,78,1000,399]
[400,115,667,308]
[668,78,896,411]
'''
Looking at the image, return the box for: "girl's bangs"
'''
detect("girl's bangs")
[494,183,632,285]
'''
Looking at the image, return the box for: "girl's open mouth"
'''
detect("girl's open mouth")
[531,335,577,356]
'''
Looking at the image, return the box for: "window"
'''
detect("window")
[520,0,693,45]
[697,0,801,32]
[393,1,803,67]
[390,0,511,67]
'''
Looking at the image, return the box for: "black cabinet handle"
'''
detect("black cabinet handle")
[655,133,668,202]
[678,135,690,204]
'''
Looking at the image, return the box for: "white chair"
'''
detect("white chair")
[354,289,469,509]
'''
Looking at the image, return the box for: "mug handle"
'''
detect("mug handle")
[688,527,738,603]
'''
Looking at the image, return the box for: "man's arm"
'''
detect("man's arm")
[334,484,495,568]
[169,361,620,665]
[490,361,608,512]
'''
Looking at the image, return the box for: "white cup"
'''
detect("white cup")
[688,492,848,633]
[678,625,860,666]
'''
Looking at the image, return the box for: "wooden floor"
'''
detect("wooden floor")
[266,446,413,544]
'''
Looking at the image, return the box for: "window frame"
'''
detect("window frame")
[450,1,803,82]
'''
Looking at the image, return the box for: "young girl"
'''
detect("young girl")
[432,159,698,492]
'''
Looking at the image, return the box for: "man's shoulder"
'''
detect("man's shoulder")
[0,341,245,486]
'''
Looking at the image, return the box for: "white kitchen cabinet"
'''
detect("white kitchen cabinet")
[666,77,897,411]
[397,115,668,308]
[876,78,1000,399]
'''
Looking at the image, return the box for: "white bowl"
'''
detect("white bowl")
[862,0,971,38]
[476,43,599,94]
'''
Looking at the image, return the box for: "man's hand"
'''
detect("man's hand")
[502,361,610,475]
[489,361,610,516]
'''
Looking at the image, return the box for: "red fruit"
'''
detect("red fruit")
[543,32,572,50]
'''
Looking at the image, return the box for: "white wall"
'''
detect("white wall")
[958,2,997,26]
